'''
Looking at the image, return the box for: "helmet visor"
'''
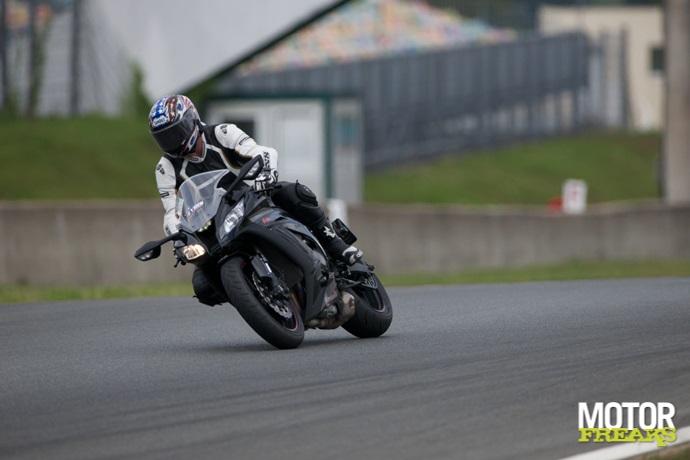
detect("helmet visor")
[151,109,197,157]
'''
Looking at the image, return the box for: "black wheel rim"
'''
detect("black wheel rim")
[242,264,301,331]
[353,275,389,313]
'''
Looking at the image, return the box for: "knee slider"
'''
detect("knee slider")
[273,182,319,212]
[294,182,319,206]
[272,182,324,225]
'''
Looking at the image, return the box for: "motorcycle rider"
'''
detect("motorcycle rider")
[148,95,363,305]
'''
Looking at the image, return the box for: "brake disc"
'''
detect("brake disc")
[252,272,292,319]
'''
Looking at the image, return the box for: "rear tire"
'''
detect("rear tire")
[342,273,392,338]
[221,256,304,349]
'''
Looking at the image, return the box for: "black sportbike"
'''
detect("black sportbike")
[134,156,392,349]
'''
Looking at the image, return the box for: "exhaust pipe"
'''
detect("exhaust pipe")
[306,291,356,330]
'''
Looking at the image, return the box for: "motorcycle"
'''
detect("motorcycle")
[134,155,393,349]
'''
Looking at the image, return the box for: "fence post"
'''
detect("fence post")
[27,0,38,118]
[70,0,82,114]
[0,0,7,110]
[619,27,631,129]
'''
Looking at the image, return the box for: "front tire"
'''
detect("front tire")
[221,256,304,349]
[342,272,393,338]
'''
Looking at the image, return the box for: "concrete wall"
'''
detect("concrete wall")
[350,203,690,274]
[1,201,688,286]
[539,6,664,130]
[0,202,193,286]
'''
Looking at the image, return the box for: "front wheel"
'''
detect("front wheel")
[221,256,304,349]
[342,272,393,338]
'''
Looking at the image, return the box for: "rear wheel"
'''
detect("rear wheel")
[221,256,304,349]
[342,272,393,338]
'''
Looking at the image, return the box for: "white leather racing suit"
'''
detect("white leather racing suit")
[155,122,277,236]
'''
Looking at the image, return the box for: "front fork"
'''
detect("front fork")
[250,252,290,301]
[250,247,346,328]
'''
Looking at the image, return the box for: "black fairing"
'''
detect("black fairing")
[137,154,347,323]
[234,204,332,323]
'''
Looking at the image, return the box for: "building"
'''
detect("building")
[191,0,589,204]
[539,5,664,130]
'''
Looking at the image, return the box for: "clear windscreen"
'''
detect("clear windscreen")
[175,170,231,231]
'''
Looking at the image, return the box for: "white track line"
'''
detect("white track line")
[558,425,690,460]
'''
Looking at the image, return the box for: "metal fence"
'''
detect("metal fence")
[214,31,590,170]
[414,0,662,31]
[588,29,630,129]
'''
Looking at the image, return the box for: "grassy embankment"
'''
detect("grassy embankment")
[365,130,662,205]
[0,116,662,203]
[0,116,160,200]
[1,117,687,302]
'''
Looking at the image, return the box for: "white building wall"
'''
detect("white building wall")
[540,6,664,130]
[205,98,363,204]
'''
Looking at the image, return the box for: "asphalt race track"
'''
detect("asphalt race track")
[1,278,689,460]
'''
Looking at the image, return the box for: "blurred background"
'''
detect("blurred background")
[1,0,689,292]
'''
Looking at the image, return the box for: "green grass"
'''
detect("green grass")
[0,283,193,304]
[0,116,161,199]
[378,260,690,287]
[0,117,662,204]
[2,260,688,304]
[365,132,662,205]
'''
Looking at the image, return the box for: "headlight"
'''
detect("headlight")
[181,244,206,261]
[219,199,245,240]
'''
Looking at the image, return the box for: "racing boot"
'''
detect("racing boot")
[314,216,363,266]
[271,182,363,266]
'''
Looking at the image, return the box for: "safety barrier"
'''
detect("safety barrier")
[1,201,688,286]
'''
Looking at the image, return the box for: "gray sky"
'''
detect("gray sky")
[95,0,336,98]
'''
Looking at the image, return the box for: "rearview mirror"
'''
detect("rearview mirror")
[134,242,163,261]
[242,155,263,181]
[134,233,186,261]
[224,156,264,199]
